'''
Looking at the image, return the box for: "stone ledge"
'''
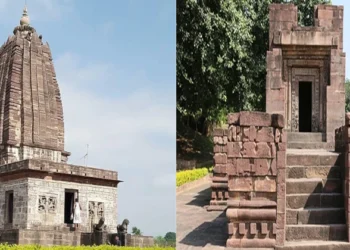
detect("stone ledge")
[227,111,284,128]
[275,30,340,47]
[275,241,350,250]
[0,159,121,186]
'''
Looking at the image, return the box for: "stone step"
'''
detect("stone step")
[287,193,343,209]
[287,150,342,166]
[287,132,323,142]
[286,224,347,242]
[287,142,333,150]
[286,208,345,225]
[287,165,342,179]
[286,178,342,194]
[276,241,350,250]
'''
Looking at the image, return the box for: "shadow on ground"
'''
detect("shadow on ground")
[185,187,211,207]
[180,211,227,247]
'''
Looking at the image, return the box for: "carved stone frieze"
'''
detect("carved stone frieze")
[89,201,104,220]
[38,195,57,213]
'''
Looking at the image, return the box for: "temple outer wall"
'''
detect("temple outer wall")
[0,177,118,232]
[25,178,118,232]
[0,179,28,229]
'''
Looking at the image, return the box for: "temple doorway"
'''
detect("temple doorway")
[64,189,78,224]
[299,82,312,132]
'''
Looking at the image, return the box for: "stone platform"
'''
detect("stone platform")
[275,241,350,250]
[0,228,81,245]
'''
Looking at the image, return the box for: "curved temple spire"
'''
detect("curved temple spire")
[0,3,70,164]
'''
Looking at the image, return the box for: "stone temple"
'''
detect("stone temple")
[0,7,121,245]
[209,3,350,250]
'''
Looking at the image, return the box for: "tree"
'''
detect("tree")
[154,232,176,247]
[177,0,259,134]
[177,0,331,135]
[154,236,166,246]
[164,232,176,243]
[293,0,331,26]
[345,79,350,113]
[131,227,142,236]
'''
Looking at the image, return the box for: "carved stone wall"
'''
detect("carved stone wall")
[38,195,57,213]
[209,112,286,248]
[89,201,104,225]
[0,180,28,229]
[222,112,286,248]
[0,177,117,232]
[26,179,117,232]
[208,130,229,211]
[266,4,345,146]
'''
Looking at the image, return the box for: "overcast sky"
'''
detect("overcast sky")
[0,0,175,237]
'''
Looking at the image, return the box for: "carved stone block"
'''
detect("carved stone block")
[38,195,57,213]
[257,127,275,142]
[227,142,241,157]
[214,153,227,164]
[228,177,253,192]
[89,201,105,224]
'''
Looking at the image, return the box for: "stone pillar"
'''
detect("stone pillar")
[324,5,346,144]
[326,48,346,144]
[266,47,284,118]
[224,111,286,248]
[208,129,229,211]
[266,4,297,121]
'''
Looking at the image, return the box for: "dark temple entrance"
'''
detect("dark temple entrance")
[64,192,74,224]
[299,82,312,132]
[64,190,78,224]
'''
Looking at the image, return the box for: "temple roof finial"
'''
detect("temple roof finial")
[13,3,35,35]
[20,4,30,26]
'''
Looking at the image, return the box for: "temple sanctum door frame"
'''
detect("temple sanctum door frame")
[286,67,324,133]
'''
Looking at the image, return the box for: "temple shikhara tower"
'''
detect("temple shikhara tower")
[0,6,68,164]
[0,7,121,245]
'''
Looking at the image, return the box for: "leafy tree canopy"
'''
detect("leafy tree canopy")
[154,232,176,247]
[346,79,350,113]
[164,232,176,242]
[177,0,331,135]
[131,227,142,236]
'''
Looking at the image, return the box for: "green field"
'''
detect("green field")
[176,166,213,187]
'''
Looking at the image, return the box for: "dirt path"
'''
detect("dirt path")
[176,181,227,250]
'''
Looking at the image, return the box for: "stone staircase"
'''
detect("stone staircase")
[279,132,350,249]
[287,132,333,150]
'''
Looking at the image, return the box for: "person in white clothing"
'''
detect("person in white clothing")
[73,198,82,228]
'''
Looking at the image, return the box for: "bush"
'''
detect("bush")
[176,166,213,187]
[0,245,174,250]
